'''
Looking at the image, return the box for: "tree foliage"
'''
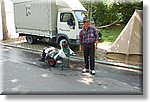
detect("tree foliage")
[81,1,143,26]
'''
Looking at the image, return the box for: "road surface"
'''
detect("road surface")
[0,45,142,95]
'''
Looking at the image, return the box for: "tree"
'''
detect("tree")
[88,0,92,24]
[81,0,143,26]
[1,0,9,40]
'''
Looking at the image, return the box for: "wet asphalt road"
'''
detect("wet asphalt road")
[0,45,142,95]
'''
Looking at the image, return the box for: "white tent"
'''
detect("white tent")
[107,10,143,65]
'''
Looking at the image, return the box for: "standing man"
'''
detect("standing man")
[79,17,99,75]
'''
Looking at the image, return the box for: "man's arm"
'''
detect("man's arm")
[79,31,83,52]
[94,28,99,49]
[80,44,83,52]
[95,41,98,49]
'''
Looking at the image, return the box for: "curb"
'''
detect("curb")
[70,56,142,70]
[0,42,142,70]
[0,43,42,53]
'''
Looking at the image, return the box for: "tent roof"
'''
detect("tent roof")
[107,10,143,55]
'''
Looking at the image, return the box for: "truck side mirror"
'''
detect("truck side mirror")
[67,19,75,29]
[67,20,71,26]
[72,26,75,29]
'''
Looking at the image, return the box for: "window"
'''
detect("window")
[60,13,74,22]
[74,11,85,29]
[74,11,85,23]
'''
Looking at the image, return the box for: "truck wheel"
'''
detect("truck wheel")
[26,35,37,44]
[48,58,56,67]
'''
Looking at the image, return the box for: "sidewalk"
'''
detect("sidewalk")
[0,38,142,70]
[0,37,47,52]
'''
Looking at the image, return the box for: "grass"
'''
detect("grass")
[99,23,125,43]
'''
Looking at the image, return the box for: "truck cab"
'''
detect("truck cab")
[57,9,85,45]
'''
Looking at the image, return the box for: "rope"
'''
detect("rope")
[96,17,121,29]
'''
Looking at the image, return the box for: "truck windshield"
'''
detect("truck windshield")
[74,11,85,29]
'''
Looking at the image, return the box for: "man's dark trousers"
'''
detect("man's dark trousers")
[83,43,95,70]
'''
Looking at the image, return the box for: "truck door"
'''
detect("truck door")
[57,12,77,40]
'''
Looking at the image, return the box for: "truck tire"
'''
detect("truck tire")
[26,35,37,44]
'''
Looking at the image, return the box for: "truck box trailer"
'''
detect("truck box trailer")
[13,0,87,45]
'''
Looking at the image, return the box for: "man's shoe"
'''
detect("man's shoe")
[82,68,89,73]
[90,70,96,75]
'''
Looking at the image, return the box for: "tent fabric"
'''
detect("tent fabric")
[106,53,142,65]
[107,10,143,55]
[106,10,143,64]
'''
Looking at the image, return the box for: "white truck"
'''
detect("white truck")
[13,0,87,45]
